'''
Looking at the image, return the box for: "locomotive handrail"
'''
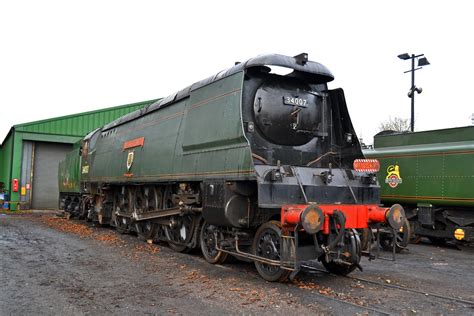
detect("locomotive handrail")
[291,166,309,204]
[306,151,338,167]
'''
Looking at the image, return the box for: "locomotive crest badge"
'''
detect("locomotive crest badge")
[126,151,134,171]
[385,164,402,188]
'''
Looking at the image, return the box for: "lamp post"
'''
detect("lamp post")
[397,53,430,132]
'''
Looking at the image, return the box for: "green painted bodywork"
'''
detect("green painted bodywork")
[58,143,81,193]
[83,72,254,184]
[0,133,15,193]
[365,126,474,207]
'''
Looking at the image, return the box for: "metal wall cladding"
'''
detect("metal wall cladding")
[87,72,255,184]
[0,135,14,191]
[15,101,155,137]
[366,126,474,207]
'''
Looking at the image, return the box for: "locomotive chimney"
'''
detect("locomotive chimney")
[294,53,308,65]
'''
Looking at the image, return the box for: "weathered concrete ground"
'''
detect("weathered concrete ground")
[1,212,473,315]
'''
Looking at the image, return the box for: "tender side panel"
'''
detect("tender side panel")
[367,144,474,207]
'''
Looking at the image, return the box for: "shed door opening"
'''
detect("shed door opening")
[32,142,72,209]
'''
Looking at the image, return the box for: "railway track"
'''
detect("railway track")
[301,265,474,308]
[302,288,392,316]
[348,274,474,306]
[66,218,473,314]
[214,263,394,316]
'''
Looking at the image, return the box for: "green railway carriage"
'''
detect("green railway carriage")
[59,53,404,281]
[365,126,474,242]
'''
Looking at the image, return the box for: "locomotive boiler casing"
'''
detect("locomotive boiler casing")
[80,71,253,187]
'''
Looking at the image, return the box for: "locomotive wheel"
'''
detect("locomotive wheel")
[164,215,193,252]
[114,187,133,234]
[200,221,228,264]
[357,228,371,251]
[134,187,146,213]
[134,186,160,241]
[145,186,162,210]
[252,221,290,282]
[79,197,90,220]
[115,216,132,234]
[380,218,411,253]
[64,196,71,213]
[71,197,81,218]
[322,230,361,276]
[135,221,157,241]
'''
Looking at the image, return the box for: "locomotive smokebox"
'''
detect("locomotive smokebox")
[253,78,323,146]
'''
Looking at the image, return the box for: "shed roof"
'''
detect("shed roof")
[1,99,159,146]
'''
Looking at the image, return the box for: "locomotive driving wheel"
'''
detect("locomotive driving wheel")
[164,215,193,252]
[135,221,157,241]
[134,186,161,241]
[115,216,132,234]
[252,221,290,282]
[114,187,133,234]
[80,196,91,220]
[71,196,81,218]
[200,221,228,264]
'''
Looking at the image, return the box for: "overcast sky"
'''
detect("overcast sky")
[1,1,473,144]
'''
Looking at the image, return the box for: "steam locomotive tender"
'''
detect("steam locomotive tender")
[59,53,405,281]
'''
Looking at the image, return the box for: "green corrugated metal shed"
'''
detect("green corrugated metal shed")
[0,99,158,210]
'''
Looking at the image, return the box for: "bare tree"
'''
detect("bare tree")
[378,117,411,132]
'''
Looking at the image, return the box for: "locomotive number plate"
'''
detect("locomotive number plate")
[283,96,308,107]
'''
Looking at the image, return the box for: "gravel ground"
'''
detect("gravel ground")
[1,212,473,315]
